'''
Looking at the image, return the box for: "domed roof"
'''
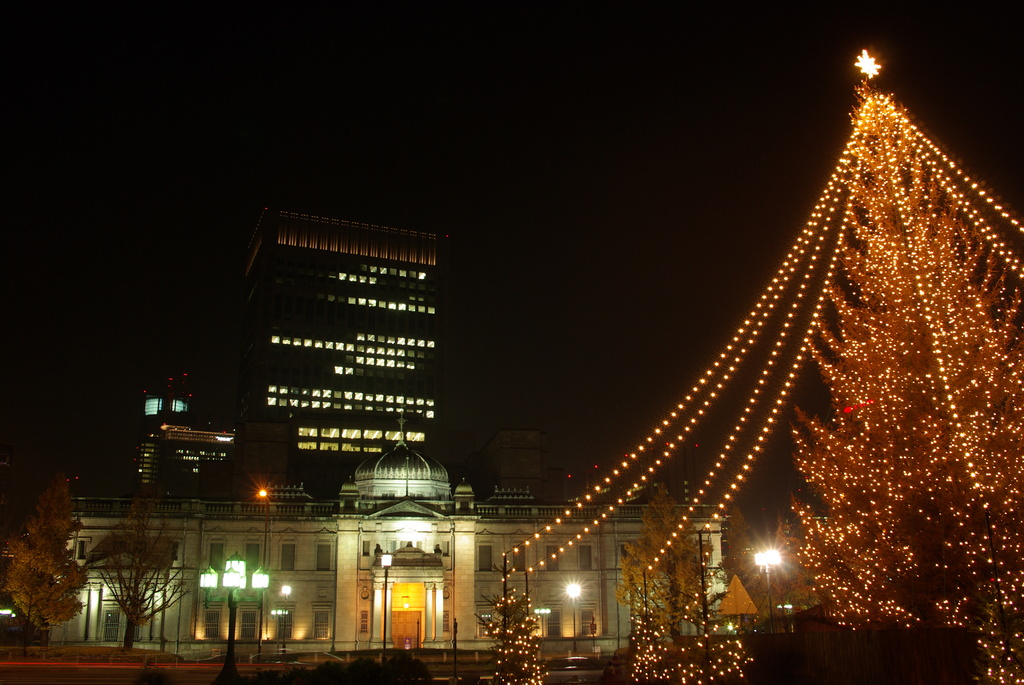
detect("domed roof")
[355,442,448,483]
[354,439,450,500]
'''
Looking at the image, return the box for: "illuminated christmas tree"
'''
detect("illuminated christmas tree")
[482,584,545,685]
[793,56,1024,652]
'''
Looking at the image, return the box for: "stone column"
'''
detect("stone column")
[424,583,434,642]
[372,581,383,647]
[433,581,444,642]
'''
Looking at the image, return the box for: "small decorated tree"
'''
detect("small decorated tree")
[481,583,545,685]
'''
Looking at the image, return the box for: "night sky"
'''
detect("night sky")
[4,5,1022,534]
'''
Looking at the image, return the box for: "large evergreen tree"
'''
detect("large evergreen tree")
[794,86,1024,637]
[3,474,87,653]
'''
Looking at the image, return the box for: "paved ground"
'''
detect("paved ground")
[0,662,248,684]
[0,661,495,684]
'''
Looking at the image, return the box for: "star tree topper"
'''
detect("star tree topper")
[855,49,881,78]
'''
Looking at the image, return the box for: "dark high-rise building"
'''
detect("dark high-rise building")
[238,210,443,496]
[138,375,234,496]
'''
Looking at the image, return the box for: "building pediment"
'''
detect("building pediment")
[365,499,447,519]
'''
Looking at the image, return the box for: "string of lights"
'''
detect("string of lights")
[505,171,853,573]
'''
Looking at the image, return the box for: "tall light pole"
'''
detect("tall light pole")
[257,488,270,660]
[381,553,393,664]
[755,550,781,633]
[271,584,291,656]
[566,583,581,654]
[202,552,268,685]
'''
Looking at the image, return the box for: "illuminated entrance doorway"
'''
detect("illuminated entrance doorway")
[390,582,425,649]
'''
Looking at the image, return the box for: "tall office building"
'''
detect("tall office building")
[238,210,443,496]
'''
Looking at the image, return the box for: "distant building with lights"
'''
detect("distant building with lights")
[137,375,234,496]
[66,438,724,657]
[237,210,444,498]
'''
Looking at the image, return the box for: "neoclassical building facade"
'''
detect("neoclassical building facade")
[66,440,722,658]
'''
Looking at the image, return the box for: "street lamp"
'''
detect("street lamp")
[257,488,271,660]
[381,553,393,663]
[566,583,581,654]
[754,550,781,633]
[533,607,551,637]
[271,584,292,656]
[202,552,268,684]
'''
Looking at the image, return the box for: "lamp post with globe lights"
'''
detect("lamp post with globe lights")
[271,584,292,656]
[201,552,268,684]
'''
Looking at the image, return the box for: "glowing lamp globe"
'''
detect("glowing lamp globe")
[223,553,247,589]
[252,567,270,589]
[200,566,219,589]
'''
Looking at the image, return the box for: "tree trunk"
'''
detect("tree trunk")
[122,619,136,651]
[40,626,50,648]
[20,621,33,656]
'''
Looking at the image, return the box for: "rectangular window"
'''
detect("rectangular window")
[245,543,260,570]
[277,611,292,639]
[547,610,562,638]
[209,543,224,570]
[362,541,371,556]
[316,543,332,571]
[281,543,295,571]
[240,609,258,640]
[77,540,87,560]
[360,610,369,633]
[581,609,596,636]
[477,611,492,638]
[546,546,559,572]
[579,546,593,571]
[313,610,331,639]
[205,610,221,640]
[443,609,450,633]
[478,545,492,572]
[103,609,120,642]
